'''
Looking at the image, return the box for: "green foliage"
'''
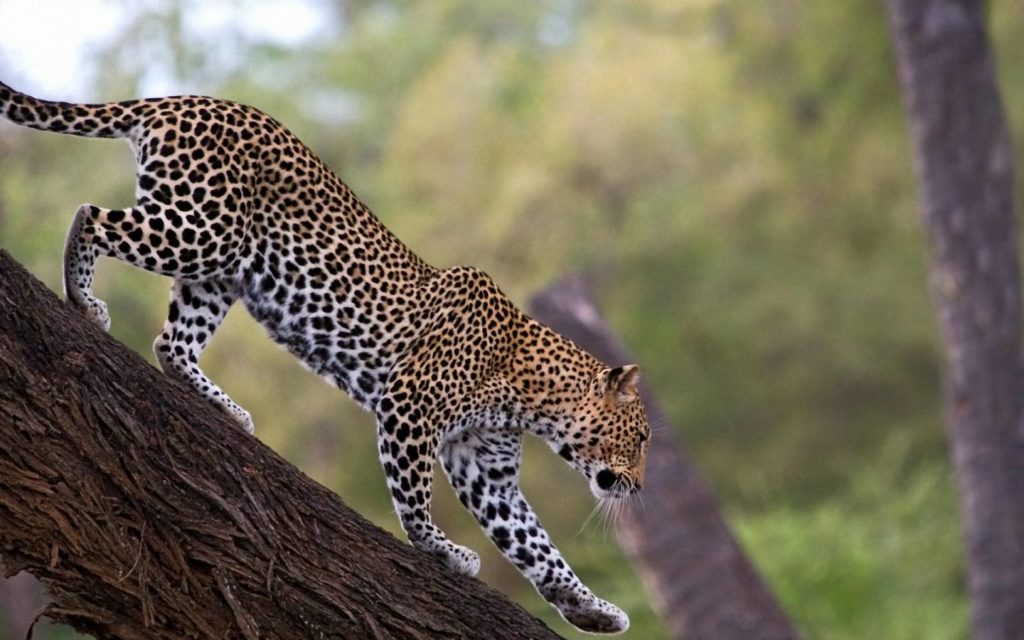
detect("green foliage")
[734,434,969,640]
[4,0,1024,638]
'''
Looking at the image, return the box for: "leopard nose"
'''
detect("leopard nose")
[596,469,618,490]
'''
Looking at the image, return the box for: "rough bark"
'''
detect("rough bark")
[529,276,801,640]
[886,2,1024,638]
[0,248,560,640]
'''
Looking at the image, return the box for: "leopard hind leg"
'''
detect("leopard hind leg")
[63,201,188,330]
[63,204,114,330]
[63,195,244,330]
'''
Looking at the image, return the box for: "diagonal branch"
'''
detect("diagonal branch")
[0,249,561,640]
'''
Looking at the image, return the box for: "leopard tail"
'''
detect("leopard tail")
[0,80,139,139]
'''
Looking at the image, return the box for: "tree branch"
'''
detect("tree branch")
[0,249,560,639]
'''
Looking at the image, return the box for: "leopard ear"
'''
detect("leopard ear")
[603,364,641,404]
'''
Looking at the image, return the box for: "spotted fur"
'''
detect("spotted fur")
[0,81,651,634]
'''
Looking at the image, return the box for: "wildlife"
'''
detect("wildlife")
[0,81,651,633]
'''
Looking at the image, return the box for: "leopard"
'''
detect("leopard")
[0,81,651,634]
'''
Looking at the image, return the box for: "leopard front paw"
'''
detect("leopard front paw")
[556,594,629,634]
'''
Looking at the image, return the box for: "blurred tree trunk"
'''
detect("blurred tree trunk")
[529,277,801,640]
[887,2,1024,638]
[0,572,46,638]
[0,249,560,640]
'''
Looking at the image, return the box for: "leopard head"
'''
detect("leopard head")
[553,364,650,499]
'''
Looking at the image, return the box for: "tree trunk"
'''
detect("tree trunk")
[0,248,560,640]
[529,276,801,640]
[886,2,1024,638]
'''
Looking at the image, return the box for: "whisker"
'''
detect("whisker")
[576,498,604,537]
[598,498,617,539]
[633,490,646,514]
[598,484,632,535]
[614,497,627,528]
[648,416,671,434]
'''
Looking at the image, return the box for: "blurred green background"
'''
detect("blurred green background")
[2,1,1023,638]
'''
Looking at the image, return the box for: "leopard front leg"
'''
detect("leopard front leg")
[154,279,253,433]
[375,397,480,576]
[440,430,629,634]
